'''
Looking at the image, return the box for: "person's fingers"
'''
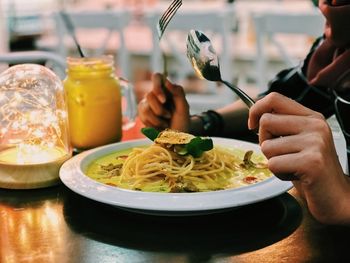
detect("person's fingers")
[260,134,305,159]
[257,113,326,144]
[140,111,169,129]
[152,73,184,99]
[151,73,167,103]
[248,92,320,130]
[152,73,189,114]
[149,73,190,131]
[267,147,331,182]
[260,133,308,182]
[138,98,169,129]
[167,83,189,115]
[142,118,168,130]
[275,173,300,181]
[261,132,333,159]
[145,92,171,118]
[267,152,304,179]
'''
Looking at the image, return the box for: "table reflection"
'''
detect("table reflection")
[63,189,302,257]
[0,185,302,262]
[3,183,350,262]
[0,187,69,263]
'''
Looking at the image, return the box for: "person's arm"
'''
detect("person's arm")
[189,100,251,137]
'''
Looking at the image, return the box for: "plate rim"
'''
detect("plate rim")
[59,137,293,214]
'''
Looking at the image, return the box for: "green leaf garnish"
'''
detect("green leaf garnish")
[141,127,213,157]
[141,127,160,141]
[185,137,213,158]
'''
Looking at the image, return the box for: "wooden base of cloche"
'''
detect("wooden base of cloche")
[0,154,71,189]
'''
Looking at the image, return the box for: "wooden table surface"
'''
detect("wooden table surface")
[1,123,350,263]
[1,184,350,263]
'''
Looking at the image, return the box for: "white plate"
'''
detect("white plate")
[59,137,293,216]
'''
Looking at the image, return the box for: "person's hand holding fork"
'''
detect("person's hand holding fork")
[138,73,190,132]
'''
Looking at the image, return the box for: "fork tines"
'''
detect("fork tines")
[157,0,182,40]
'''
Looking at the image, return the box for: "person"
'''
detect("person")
[138,0,350,225]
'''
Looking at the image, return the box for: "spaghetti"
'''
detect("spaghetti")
[86,131,272,193]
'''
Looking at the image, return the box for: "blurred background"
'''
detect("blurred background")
[0,0,324,114]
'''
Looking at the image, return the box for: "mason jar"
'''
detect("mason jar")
[64,55,136,151]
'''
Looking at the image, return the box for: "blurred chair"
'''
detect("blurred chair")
[252,10,325,92]
[144,3,237,113]
[47,10,131,80]
[0,50,66,79]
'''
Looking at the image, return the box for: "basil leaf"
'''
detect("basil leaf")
[141,127,160,141]
[199,138,214,151]
[185,137,213,158]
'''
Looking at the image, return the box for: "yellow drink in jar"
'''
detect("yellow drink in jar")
[63,56,122,150]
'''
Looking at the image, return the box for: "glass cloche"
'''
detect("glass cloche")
[0,64,72,189]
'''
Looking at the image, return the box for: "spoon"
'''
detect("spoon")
[186,29,255,108]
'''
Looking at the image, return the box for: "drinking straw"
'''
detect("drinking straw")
[59,10,85,58]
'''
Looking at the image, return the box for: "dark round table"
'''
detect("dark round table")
[1,184,350,263]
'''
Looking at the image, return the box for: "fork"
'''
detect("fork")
[157,0,182,41]
[157,0,182,109]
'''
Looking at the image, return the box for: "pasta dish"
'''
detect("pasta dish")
[86,129,272,193]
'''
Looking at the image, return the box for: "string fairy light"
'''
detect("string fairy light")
[0,64,71,190]
[0,64,71,165]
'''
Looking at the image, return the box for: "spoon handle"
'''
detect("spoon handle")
[221,80,255,108]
